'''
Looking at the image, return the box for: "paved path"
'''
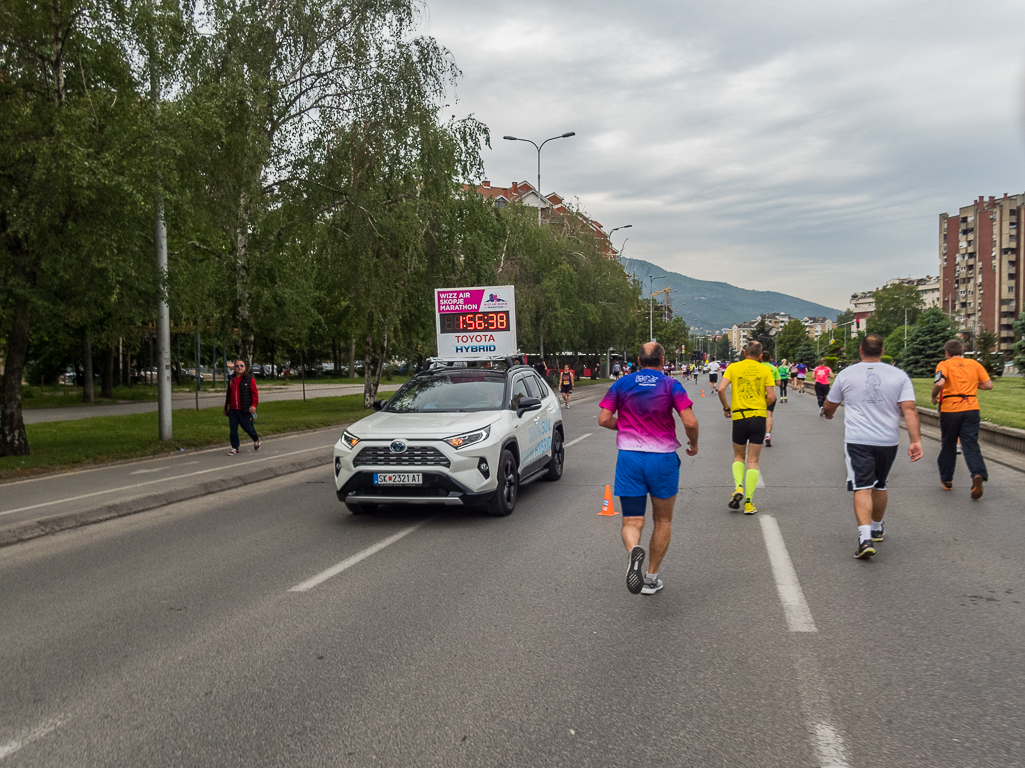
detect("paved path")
[22,382,402,424]
[2,385,1023,766]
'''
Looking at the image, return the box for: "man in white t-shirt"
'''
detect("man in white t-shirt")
[707,360,721,388]
[823,334,923,559]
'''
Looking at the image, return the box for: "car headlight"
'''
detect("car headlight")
[340,430,361,450]
[443,425,491,449]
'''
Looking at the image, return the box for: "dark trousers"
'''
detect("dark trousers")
[779,379,788,398]
[814,382,830,407]
[228,409,259,449]
[938,410,987,482]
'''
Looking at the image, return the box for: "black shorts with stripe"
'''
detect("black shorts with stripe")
[844,443,898,492]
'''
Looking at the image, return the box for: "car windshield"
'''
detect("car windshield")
[385,372,506,413]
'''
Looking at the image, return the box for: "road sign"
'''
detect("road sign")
[435,285,517,359]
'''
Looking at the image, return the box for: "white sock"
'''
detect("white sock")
[645,572,658,581]
[765,432,771,439]
[871,520,883,532]
[858,525,872,543]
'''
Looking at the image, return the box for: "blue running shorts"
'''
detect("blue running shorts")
[614,450,681,504]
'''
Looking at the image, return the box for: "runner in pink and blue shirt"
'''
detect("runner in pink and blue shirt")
[598,342,700,597]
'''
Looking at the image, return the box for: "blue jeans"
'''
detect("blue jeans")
[228,410,258,449]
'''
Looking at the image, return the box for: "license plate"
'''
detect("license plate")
[373,473,422,485]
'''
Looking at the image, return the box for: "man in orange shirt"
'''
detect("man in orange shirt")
[932,340,993,499]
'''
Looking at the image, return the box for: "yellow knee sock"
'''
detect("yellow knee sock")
[745,469,760,502]
[732,461,745,490]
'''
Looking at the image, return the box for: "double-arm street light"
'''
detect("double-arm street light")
[503,132,576,225]
[607,224,632,259]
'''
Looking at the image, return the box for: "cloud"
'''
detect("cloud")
[422,0,1025,310]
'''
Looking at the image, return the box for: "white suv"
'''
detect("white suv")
[333,363,564,516]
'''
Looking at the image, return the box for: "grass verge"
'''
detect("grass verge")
[0,394,369,482]
[911,377,1025,431]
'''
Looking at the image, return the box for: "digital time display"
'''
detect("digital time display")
[439,311,510,334]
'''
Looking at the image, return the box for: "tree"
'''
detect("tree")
[883,326,906,364]
[793,338,817,366]
[872,283,924,337]
[974,328,999,377]
[901,308,958,377]
[1014,312,1025,379]
[749,317,774,350]
[776,319,807,362]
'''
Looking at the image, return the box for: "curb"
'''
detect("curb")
[0,454,332,549]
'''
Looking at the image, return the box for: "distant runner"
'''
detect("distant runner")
[777,359,790,402]
[599,342,699,596]
[708,360,721,391]
[823,334,922,558]
[795,362,808,394]
[559,364,575,408]
[761,352,781,447]
[813,358,834,415]
[717,341,776,514]
[932,339,993,498]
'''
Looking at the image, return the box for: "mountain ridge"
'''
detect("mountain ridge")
[620,257,842,333]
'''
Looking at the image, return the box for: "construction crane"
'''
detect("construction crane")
[649,287,673,321]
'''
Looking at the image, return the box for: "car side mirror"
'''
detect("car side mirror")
[516,397,542,418]
[372,398,388,411]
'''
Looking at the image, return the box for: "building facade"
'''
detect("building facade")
[939,193,1024,352]
[848,276,941,323]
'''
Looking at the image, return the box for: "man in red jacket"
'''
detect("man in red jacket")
[224,360,261,455]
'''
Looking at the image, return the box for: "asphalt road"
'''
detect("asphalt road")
[2,383,1023,767]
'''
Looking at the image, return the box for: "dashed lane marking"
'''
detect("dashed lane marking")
[0,718,64,760]
[564,433,593,448]
[288,519,432,592]
[759,516,816,633]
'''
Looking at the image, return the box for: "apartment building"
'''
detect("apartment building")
[802,317,834,338]
[725,321,757,352]
[849,276,940,322]
[939,193,1024,351]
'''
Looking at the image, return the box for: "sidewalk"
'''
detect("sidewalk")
[0,426,344,547]
[23,382,401,424]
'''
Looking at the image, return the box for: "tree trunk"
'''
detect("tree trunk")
[332,337,339,376]
[100,346,114,398]
[82,333,95,403]
[363,320,376,409]
[0,305,31,456]
[234,191,254,367]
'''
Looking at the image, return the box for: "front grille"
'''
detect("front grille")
[353,445,451,468]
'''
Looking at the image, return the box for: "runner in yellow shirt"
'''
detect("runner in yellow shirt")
[717,341,777,514]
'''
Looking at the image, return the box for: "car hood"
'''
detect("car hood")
[345,410,501,440]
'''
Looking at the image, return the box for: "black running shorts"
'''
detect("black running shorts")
[709,373,718,384]
[732,416,767,446]
[844,443,899,492]
[767,400,776,413]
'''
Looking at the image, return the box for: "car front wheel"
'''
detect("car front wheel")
[485,449,518,516]
[544,429,564,481]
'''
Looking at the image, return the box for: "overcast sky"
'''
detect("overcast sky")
[420,0,1025,311]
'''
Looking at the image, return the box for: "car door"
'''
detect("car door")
[524,374,556,467]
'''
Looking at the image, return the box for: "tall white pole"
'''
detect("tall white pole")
[151,11,172,441]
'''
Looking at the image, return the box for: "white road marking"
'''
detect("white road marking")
[790,645,852,768]
[759,516,816,632]
[289,519,431,592]
[129,461,197,475]
[564,433,592,447]
[757,469,766,489]
[0,718,64,760]
[813,722,851,768]
[0,446,327,517]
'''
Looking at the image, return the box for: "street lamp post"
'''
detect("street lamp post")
[608,224,632,259]
[503,132,576,226]
[648,273,667,342]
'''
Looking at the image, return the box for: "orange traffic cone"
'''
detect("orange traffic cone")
[701,390,705,397]
[599,484,617,516]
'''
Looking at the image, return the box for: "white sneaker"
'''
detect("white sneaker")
[227,448,239,455]
[641,576,664,595]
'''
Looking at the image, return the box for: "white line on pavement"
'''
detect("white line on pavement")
[790,645,852,768]
[759,516,816,633]
[813,722,851,768]
[0,446,328,517]
[757,469,766,489]
[0,718,64,760]
[564,433,592,448]
[288,519,432,592]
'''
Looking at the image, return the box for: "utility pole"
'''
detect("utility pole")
[150,3,172,440]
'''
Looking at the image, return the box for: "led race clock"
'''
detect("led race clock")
[439,311,510,334]
[435,285,517,359]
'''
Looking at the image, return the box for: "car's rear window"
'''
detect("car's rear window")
[385,373,506,413]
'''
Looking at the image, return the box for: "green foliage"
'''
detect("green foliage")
[872,283,924,337]
[881,355,893,364]
[823,356,838,371]
[793,338,817,366]
[974,329,999,377]
[1014,312,1025,376]
[776,319,808,362]
[749,317,774,350]
[902,308,958,377]
[883,326,907,364]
